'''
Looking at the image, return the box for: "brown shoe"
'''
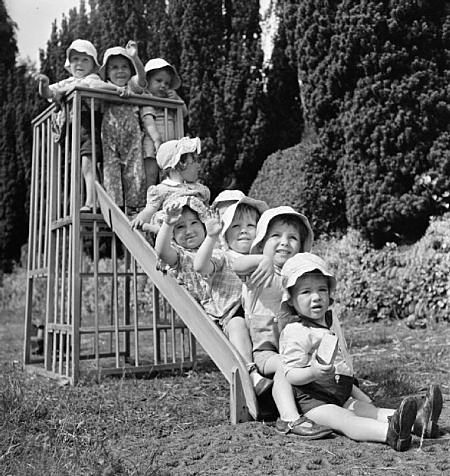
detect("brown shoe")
[386,396,417,451]
[413,384,443,439]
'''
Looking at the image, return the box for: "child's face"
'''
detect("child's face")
[261,219,301,268]
[179,153,200,183]
[288,273,330,324]
[173,208,205,250]
[69,52,95,79]
[225,211,257,254]
[107,56,132,87]
[147,69,172,97]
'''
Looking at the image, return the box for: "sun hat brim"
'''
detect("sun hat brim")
[221,197,269,236]
[64,39,99,73]
[144,58,181,89]
[98,47,138,80]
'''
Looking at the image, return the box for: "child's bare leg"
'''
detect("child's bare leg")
[81,155,94,208]
[263,355,300,421]
[144,157,159,188]
[226,317,272,395]
[307,404,388,442]
[345,397,395,422]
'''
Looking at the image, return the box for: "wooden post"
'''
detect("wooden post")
[230,367,252,424]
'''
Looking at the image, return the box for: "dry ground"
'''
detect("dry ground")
[1,308,449,475]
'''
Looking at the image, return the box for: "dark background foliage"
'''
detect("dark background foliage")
[0,0,449,271]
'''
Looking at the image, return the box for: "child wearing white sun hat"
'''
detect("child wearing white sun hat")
[140,58,188,188]
[194,195,273,395]
[278,252,437,451]
[131,137,210,235]
[35,38,109,212]
[230,206,332,439]
[99,41,147,212]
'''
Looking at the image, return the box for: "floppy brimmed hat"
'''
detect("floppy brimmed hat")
[250,206,314,253]
[221,197,269,236]
[144,58,181,89]
[162,194,209,223]
[212,190,245,206]
[156,137,201,170]
[99,46,138,80]
[64,39,99,72]
[281,252,336,302]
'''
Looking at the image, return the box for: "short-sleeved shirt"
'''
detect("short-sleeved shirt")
[202,249,244,325]
[279,314,354,378]
[166,243,212,304]
[242,268,284,353]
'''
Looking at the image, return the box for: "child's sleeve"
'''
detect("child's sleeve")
[279,324,313,375]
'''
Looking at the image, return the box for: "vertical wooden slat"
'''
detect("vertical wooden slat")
[37,125,46,269]
[132,258,139,366]
[170,308,176,363]
[93,217,100,376]
[124,248,131,360]
[152,286,160,364]
[112,233,120,367]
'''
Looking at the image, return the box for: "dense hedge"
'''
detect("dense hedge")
[249,138,347,237]
[252,0,450,247]
[316,214,450,324]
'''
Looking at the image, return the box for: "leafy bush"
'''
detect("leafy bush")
[316,214,450,324]
[249,138,347,237]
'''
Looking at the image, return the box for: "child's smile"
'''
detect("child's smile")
[173,209,205,250]
[107,56,132,87]
[262,222,301,268]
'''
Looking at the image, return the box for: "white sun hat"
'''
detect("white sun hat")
[156,137,201,170]
[250,206,314,253]
[221,197,269,236]
[144,58,181,89]
[281,252,336,301]
[64,39,99,72]
[98,46,138,80]
[212,190,245,206]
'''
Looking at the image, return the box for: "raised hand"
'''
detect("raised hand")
[249,256,274,288]
[35,73,50,87]
[164,202,183,225]
[205,207,223,238]
[125,40,138,58]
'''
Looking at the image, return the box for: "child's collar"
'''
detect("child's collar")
[295,310,333,329]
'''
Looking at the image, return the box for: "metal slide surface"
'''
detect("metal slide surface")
[95,182,259,420]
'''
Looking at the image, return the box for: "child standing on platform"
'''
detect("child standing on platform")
[99,41,147,212]
[194,196,273,395]
[131,137,209,234]
[141,58,188,188]
[231,206,332,438]
[36,39,106,211]
[278,252,443,450]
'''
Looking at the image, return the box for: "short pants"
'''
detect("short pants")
[293,374,354,414]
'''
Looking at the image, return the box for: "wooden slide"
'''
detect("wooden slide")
[95,182,259,423]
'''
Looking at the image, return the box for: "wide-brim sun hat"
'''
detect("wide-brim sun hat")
[162,194,209,223]
[99,46,138,80]
[144,58,181,89]
[281,252,336,302]
[212,190,245,206]
[250,206,314,253]
[221,197,269,236]
[64,39,99,72]
[156,137,201,170]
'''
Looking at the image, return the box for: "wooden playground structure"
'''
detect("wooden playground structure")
[23,88,259,423]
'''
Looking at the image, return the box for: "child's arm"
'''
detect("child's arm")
[285,359,335,386]
[141,113,163,152]
[154,203,182,266]
[36,74,53,99]
[232,254,274,287]
[167,89,188,117]
[131,203,159,229]
[126,40,147,90]
[194,211,222,274]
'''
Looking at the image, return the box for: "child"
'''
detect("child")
[194,196,273,395]
[36,39,106,211]
[140,58,188,188]
[131,137,210,233]
[232,206,332,439]
[279,252,443,450]
[154,195,212,304]
[98,41,147,212]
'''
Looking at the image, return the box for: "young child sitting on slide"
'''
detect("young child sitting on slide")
[154,195,213,304]
[232,206,332,439]
[99,41,147,213]
[279,252,443,451]
[140,58,188,188]
[131,137,210,234]
[193,196,273,395]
